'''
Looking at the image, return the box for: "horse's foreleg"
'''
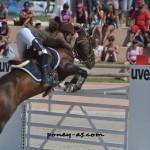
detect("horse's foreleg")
[75,75,87,90]
[64,66,87,92]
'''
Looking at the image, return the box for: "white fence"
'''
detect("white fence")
[0,58,24,150]
[23,85,129,150]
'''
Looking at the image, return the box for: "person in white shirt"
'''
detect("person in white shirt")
[93,38,104,62]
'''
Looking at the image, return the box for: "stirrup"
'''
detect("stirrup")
[41,78,59,86]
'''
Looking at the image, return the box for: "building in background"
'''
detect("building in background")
[3,0,85,17]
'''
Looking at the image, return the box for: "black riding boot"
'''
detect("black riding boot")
[32,39,59,86]
[40,54,59,86]
[32,39,45,55]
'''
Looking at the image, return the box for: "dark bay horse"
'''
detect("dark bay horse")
[0,29,95,134]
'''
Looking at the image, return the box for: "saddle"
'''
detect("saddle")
[9,47,60,96]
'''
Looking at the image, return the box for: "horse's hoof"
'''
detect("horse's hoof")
[66,84,78,93]
[64,85,68,92]
[64,82,70,92]
[66,84,74,93]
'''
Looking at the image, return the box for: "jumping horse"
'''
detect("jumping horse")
[0,29,95,134]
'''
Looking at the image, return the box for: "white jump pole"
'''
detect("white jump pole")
[0,58,23,150]
[128,65,150,150]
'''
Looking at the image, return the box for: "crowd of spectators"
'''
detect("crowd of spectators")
[0,0,150,67]
[55,0,150,81]
[0,2,14,59]
[54,0,150,64]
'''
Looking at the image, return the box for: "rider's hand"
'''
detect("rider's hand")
[73,33,79,38]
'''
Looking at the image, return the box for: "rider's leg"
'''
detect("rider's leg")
[32,39,59,86]
[16,28,32,58]
[16,27,59,86]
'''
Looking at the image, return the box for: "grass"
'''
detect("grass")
[65,62,129,83]
[65,76,129,83]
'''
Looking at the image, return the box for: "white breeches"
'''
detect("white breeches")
[16,27,35,58]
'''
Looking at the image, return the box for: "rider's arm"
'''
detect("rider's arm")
[42,34,76,50]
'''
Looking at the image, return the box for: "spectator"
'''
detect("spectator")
[19,1,33,26]
[0,2,8,27]
[86,0,98,15]
[59,3,72,23]
[89,1,104,44]
[0,19,10,44]
[0,35,6,58]
[120,0,133,27]
[93,38,104,62]
[0,2,8,20]
[127,2,150,47]
[107,0,119,27]
[135,0,145,7]
[103,35,119,62]
[144,28,150,48]
[73,3,88,30]
[34,20,42,29]
[0,19,15,59]
[102,4,117,44]
[101,0,108,13]
[120,40,141,81]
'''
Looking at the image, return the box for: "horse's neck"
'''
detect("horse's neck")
[78,30,88,41]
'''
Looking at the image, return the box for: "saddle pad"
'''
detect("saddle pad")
[19,61,41,82]
[47,47,60,70]
[18,47,60,82]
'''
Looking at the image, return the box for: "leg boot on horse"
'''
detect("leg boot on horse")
[32,39,59,86]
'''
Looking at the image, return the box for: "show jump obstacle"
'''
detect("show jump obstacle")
[128,65,150,150]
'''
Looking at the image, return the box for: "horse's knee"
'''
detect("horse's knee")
[82,70,87,78]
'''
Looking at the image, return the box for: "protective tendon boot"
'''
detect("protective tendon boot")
[40,54,59,86]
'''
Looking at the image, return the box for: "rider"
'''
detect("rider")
[45,19,78,50]
[16,20,78,86]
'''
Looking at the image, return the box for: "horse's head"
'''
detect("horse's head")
[75,29,95,69]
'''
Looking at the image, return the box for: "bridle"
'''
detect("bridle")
[74,29,94,66]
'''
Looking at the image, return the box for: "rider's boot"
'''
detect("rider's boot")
[32,39,46,55]
[32,39,59,86]
[40,54,59,86]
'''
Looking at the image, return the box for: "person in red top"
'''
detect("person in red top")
[127,2,150,47]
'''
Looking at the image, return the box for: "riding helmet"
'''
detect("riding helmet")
[60,23,74,34]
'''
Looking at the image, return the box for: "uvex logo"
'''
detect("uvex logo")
[131,68,150,80]
[0,62,10,72]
